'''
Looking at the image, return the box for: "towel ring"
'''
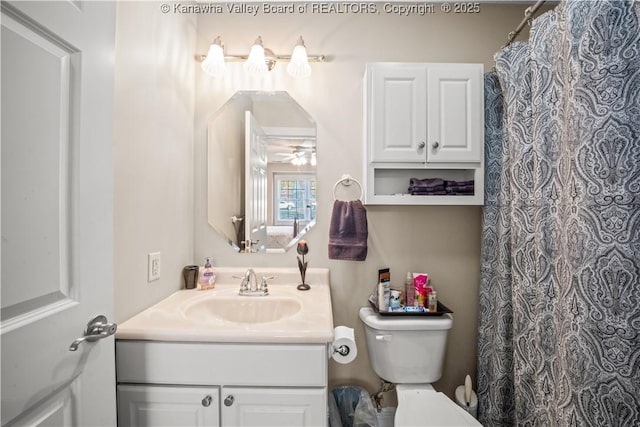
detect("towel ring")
[333,174,364,201]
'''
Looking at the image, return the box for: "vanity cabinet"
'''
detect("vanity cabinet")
[221,387,326,426]
[116,341,328,427]
[117,385,220,426]
[363,62,484,205]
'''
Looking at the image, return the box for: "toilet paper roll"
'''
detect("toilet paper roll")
[331,326,357,364]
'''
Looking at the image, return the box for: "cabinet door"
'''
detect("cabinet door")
[221,387,326,427]
[117,385,220,427]
[368,64,427,163]
[427,64,483,163]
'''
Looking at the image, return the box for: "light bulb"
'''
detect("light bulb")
[201,37,226,77]
[245,36,268,76]
[287,37,311,79]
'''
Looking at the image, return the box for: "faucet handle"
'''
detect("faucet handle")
[259,276,274,295]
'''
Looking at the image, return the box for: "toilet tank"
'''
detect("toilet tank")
[359,307,453,384]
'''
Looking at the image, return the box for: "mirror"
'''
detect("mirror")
[208,91,317,253]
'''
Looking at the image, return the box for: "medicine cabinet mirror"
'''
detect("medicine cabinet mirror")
[208,91,317,253]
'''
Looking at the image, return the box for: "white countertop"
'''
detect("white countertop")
[116,267,334,344]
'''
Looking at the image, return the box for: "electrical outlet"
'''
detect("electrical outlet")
[148,252,161,282]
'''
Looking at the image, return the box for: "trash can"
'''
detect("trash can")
[329,386,378,427]
[375,406,396,427]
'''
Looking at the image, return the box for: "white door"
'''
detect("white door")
[1,1,116,426]
[427,64,483,163]
[244,111,267,253]
[117,385,220,427]
[221,387,326,427]
[367,63,427,163]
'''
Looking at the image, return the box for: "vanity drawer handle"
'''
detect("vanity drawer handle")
[418,141,426,149]
[432,141,440,149]
[202,395,213,407]
[224,395,235,407]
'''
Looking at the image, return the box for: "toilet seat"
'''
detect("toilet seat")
[395,384,481,426]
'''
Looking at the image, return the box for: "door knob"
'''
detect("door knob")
[418,141,426,149]
[224,395,235,406]
[202,395,213,407]
[69,315,117,351]
[432,141,440,149]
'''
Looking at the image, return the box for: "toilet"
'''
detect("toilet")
[359,307,481,426]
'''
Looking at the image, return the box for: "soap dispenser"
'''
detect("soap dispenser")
[197,257,216,290]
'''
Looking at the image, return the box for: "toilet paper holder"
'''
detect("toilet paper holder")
[331,325,357,364]
[333,344,350,356]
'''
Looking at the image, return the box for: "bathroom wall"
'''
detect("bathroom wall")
[113,2,197,322]
[192,5,532,400]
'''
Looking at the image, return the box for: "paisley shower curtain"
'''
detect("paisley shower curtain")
[478,1,640,425]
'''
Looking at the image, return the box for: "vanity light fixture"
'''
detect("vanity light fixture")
[244,36,269,76]
[201,36,227,77]
[286,37,311,79]
[195,35,325,78]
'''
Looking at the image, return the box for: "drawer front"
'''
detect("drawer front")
[116,341,328,387]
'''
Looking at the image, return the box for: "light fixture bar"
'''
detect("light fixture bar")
[194,54,326,63]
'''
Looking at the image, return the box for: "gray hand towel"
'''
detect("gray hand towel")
[328,200,368,261]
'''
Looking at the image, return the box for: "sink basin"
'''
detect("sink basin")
[115,267,334,344]
[185,296,302,324]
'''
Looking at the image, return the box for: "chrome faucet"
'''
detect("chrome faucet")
[236,269,271,296]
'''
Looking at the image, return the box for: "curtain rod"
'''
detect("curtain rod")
[503,0,547,48]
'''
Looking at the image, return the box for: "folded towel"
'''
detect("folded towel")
[328,200,368,261]
[411,190,448,195]
[445,180,475,187]
[409,177,445,189]
[409,185,445,193]
[446,184,475,194]
[408,178,475,195]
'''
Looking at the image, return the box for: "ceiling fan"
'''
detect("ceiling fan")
[272,145,316,165]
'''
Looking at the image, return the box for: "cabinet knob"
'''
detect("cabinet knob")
[418,141,426,149]
[224,395,235,407]
[202,395,213,407]
[432,141,440,149]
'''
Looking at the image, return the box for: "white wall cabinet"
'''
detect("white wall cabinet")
[364,62,484,205]
[116,341,328,427]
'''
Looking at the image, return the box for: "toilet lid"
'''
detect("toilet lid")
[395,391,481,426]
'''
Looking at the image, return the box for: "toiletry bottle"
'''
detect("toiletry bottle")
[405,272,415,307]
[413,273,429,308]
[428,290,438,312]
[198,257,216,290]
[377,268,391,312]
[378,280,390,312]
[425,279,434,307]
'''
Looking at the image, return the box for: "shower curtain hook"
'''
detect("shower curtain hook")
[525,6,534,26]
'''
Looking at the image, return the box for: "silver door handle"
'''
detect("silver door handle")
[69,315,117,351]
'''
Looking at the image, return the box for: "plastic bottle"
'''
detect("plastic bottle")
[405,272,415,307]
[197,257,216,290]
[377,280,390,312]
[428,290,438,312]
